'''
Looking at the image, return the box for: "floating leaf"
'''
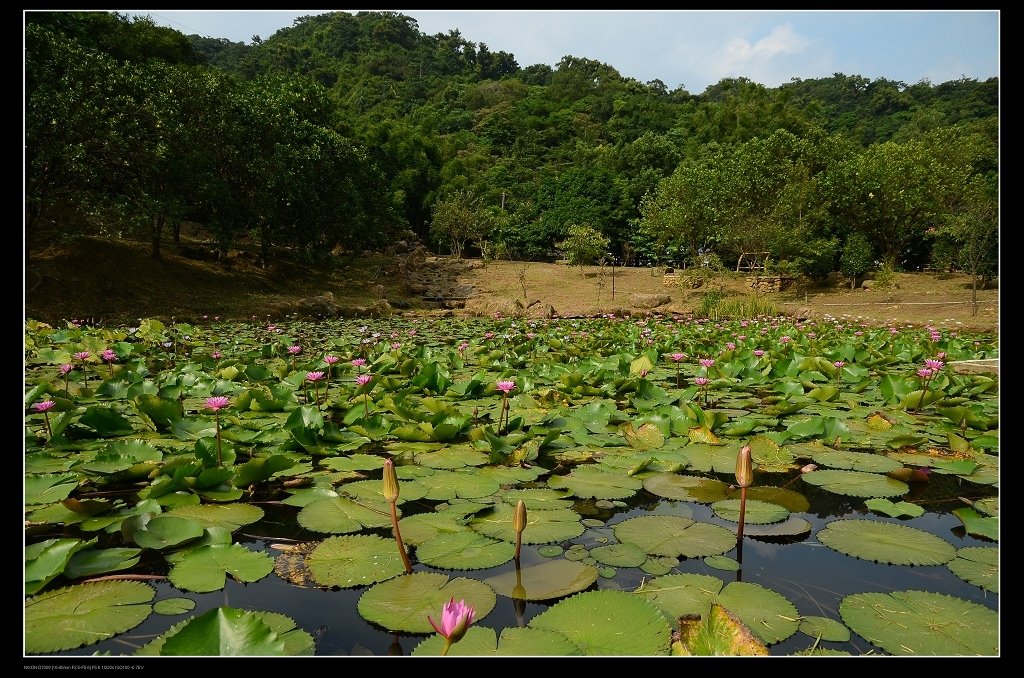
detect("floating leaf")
[25,581,154,654]
[811,450,902,473]
[64,547,142,579]
[166,543,274,593]
[744,486,810,513]
[470,503,584,544]
[951,507,998,541]
[414,443,489,469]
[703,555,740,572]
[25,537,90,594]
[413,469,501,501]
[356,572,495,633]
[817,519,956,565]
[411,625,581,656]
[642,474,729,503]
[482,560,599,600]
[153,598,196,615]
[711,499,789,524]
[743,517,813,539]
[589,542,648,567]
[672,604,769,656]
[165,503,264,532]
[297,496,394,534]
[800,469,908,497]
[415,531,515,570]
[614,516,736,558]
[529,590,671,655]
[25,473,78,505]
[547,465,643,500]
[159,607,286,656]
[622,422,665,450]
[307,535,408,588]
[130,515,206,551]
[947,547,998,593]
[748,435,796,472]
[798,616,851,642]
[865,498,925,518]
[839,590,998,655]
[339,478,428,504]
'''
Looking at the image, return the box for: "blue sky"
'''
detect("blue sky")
[112,9,999,93]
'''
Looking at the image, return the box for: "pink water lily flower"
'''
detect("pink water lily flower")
[834,361,845,368]
[324,355,340,365]
[211,351,222,360]
[924,359,944,371]
[699,358,715,368]
[428,597,476,653]
[205,396,230,411]
[101,349,116,362]
[917,368,933,379]
[73,351,91,361]
[496,380,516,394]
[356,374,372,387]
[287,345,302,355]
[694,377,710,386]
[753,349,765,357]
[59,364,74,375]
[669,353,686,362]
[351,358,366,367]
[306,371,325,382]
[34,400,56,413]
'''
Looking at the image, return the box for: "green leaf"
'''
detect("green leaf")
[951,507,998,541]
[232,455,296,487]
[166,503,264,532]
[411,625,581,656]
[306,535,408,588]
[672,604,769,656]
[547,465,643,500]
[25,581,154,653]
[798,616,851,642]
[614,515,736,558]
[25,537,90,594]
[153,598,196,615]
[817,519,956,565]
[811,450,902,473]
[160,607,286,656]
[79,406,135,436]
[470,503,584,544]
[711,499,789,524]
[130,515,205,551]
[25,473,78,505]
[415,531,515,570]
[589,542,648,567]
[865,498,925,518]
[529,590,672,655]
[839,590,998,655]
[296,496,394,534]
[166,543,274,593]
[947,546,998,593]
[482,560,599,601]
[743,517,813,539]
[641,473,729,503]
[64,547,142,579]
[800,469,908,497]
[356,571,496,633]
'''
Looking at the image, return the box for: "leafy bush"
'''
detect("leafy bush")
[840,233,873,288]
[795,237,840,280]
[874,262,899,291]
[556,224,610,267]
[696,290,723,319]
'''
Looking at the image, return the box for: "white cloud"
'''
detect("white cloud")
[705,23,815,87]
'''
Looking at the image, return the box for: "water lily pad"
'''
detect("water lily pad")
[817,519,956,565]
[538,545,564,558]
[483,560,599,600]
[951,507,998,541]
[614,515,737,558]
[166,543,274,593]
[839,590,998,655]
[165,503,264,532]
[635,574,800,645]
[338,478,428,503]
[357,571,496,633]
[748,435,796,472]
[137,608,313,656]
[642,474,730,503]
[130,515,206,550]
[865,498,925,518]
[743,517,814,539]
[413,469,501,500]
[411,625,581,656]
[744,486,810,513]
[470,503,584,544]
[811,449,902,473]
[64,547,142,579]
[306,535,408,588]
[416,531,515,570]
[589,542,648,567]
[711,499,789,524]
[798,616,851,642]
[398,511,470,545]
[677,444,736,473]
[947,546,998,593]
[672,603,769,655]
[703,555,740,572]
[297,496,394,534]
[153,598,196,615]
[157,607,287,656]
[502,487,574,510]
[320,452,386,472]
[25,537,90,594]
[547,465,643,500]
[477,465,546,485]
[25,473,78,506]
[25,580,154,654]
[622,422,665,450]
[415,443,489,469]
[529,590,672,655]
[800,469,908,497]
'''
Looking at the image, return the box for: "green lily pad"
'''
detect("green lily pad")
[817,519,956,565]
[25,473,78,506]
[320,452,386,472]
[947,547,998,593]
[338,478,428,504]
[356,571,496,633]
[25,580,154,654]
[153,598,196,615]
[64,547,142,579]
[743,517,814,539]
[622,422,665,450]
[614,515,737,558]
[865,498,925,518]
[398,511,470,545]
[547,465,643,500]
[130,515,206,551]
[482,560,599,600]
[800,469,908,497]
[157,607,287,656]
[306,535,408,588]
[677,444,736,473]
[411,625,582,656]
[798,616,851,642]
[672,603,769,656]
[748,435,796,472]
[501,487,574,510]
[642,474,730,503]
[635,574,800,645]
[165,503,264,532]
[413,469,501,501]
[416,531,515,570]
[711,499,789,524]
[166,543,275,593]
[811,450,902,473]
[589,542,648,567]
[744,486,810,513]
[470,503,584,544]
[839,590,998,655]
[951,507,998,541]
[529,590,672,655]
[703,555,741,572]
[297,496,395,534]
[25,537,90,594]
[137,608,314,656]
[414,443,490,469]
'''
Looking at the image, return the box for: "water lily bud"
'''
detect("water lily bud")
[735,444,753,488]
[513,499,528,535]
[382,458,400,503]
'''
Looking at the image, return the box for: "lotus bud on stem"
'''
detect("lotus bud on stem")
[383,458,413,574]
[428,597,476,656]
[513,499,527,561]
[735,444,753,544]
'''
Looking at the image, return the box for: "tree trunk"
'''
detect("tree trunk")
[172,219,182,244]
[151,214,164,261]
[259,223,269,268]
[971,271,978,317]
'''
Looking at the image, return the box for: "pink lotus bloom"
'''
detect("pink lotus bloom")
[526,332,536,340]
[205,396,230,411]
[324,355,340,365]
[737,335,746,341]
[726,343,736,350]
[917,368,933,379]
[740,320,749,328]
[834,361,845,368]
[101,349,117,362]
[855,331,864,336]
[391,342,402,350]
[936,352,947,360]
[288,345,302,355]
[306,371,325,382]
[496,380,516,394]
[800,463,818,474]
[484,331,495,339]
[669,353,686,362]
[428,597,476,643]
[408,329,417,336]
[807,332,816,338]
[780,336,791,344]
[59,364,74,375]
[458,341,469,352]
[639,369,649,378]
[211,351,222,360]
[694,377,710,387]
[34,400,56,413]
[924,359,944,371]
[356,374,372,387]
[267,324,277,332]
[351,358,366,367]
[73,351,91,361]
[699,358,715,368]
[753,349,765,357]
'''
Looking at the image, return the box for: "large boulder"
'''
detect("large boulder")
[630,293,671,309]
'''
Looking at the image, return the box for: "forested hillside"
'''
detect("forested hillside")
[25,10,998,285]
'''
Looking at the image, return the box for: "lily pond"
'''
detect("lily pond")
[23,313,999,657]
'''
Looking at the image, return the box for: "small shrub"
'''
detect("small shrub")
[696,290,723,319]
[716,295,779,320]
[874,262,899,291]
